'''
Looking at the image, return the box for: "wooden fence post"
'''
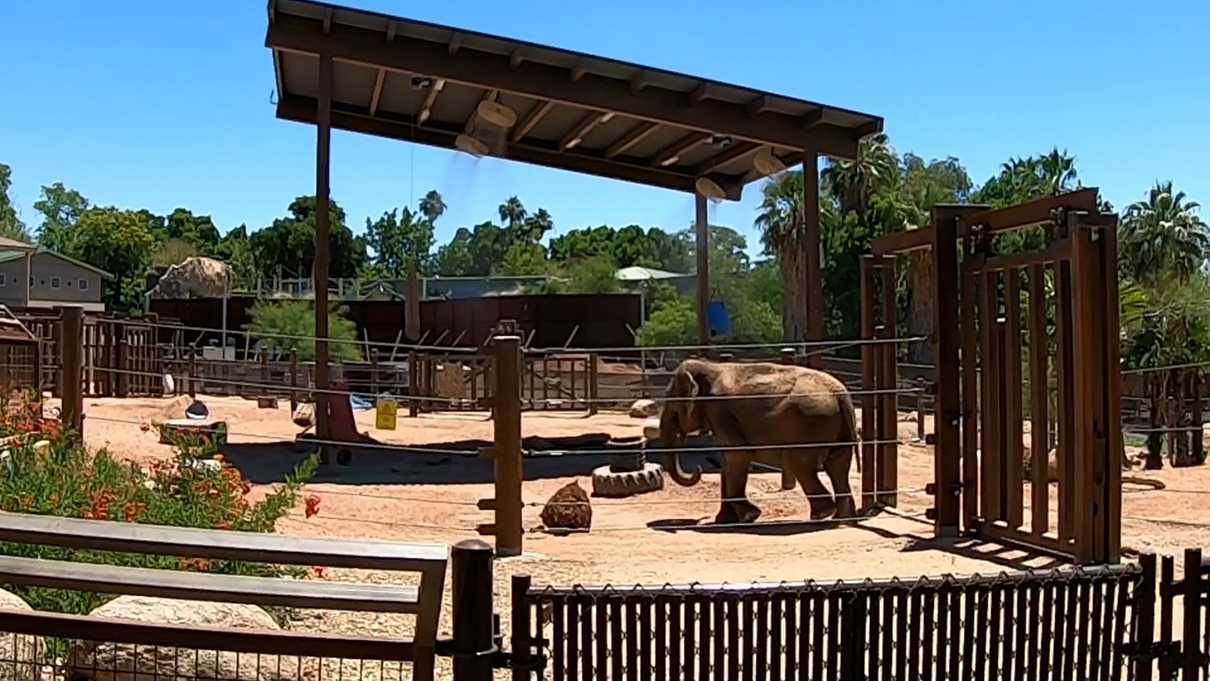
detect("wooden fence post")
[450,539,495,681]
[58,306,84,438]
[1133,553,1156,681]
[930,206,968,538]
[879,256,899,507]
[493,332,523,557]
[587,353,598,416]
[510,574,534,681]
[408,351,419,417]
[860,256,878,512]
[289,352,299,413]
[114,320,128,398]
[779,347,798,491]
[1181,548,1204,680]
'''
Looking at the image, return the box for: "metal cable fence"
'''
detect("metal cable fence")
[513,564,1145,681]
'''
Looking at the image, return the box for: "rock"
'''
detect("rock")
[628,399,659,418]
[0,588,42,681]
[70,596,310,681]
[292,402,315,428]
[540,480,592,531]
[148,257,232,299]
[642,418,661,440]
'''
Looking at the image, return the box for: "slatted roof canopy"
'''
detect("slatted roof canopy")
[266,0,883,200]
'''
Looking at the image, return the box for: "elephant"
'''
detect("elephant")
[659,358,858,525]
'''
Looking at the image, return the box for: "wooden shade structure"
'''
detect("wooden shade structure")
[265,0,882,437]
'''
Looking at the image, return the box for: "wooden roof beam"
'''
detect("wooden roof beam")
[368,68,386,116]
[606,121,658,158]
[276,95,745,200]
[266,16,866,158]
[509,48,525,69]
[447,32,463,55]
[560,110,611,151]
[693,142,760,175]
[689,83,711,105]
[511,100,553,142]
[652,131,710,167]
[630,71,651,95]
[746,95,771,116]
[415,78,446,125]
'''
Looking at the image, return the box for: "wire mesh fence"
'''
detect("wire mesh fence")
[0,609,418,681]
[514,564,1146,681]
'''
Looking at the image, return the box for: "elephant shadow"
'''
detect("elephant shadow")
[645,516,854,536]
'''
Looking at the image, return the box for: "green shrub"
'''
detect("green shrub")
[247,299,362,362]
[638,297,696,347]
[0,428,317,614]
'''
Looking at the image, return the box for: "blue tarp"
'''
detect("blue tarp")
[707,301,731,336]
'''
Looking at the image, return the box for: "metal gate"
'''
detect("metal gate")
[956,201,1122,563]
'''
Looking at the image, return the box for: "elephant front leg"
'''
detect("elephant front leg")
[715,452,761,525]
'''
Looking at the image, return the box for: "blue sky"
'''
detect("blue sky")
[2,1,1208,257]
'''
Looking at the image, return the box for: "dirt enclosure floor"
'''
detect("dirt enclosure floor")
[72,394,1210,672]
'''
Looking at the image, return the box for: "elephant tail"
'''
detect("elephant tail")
[834,389,860,473]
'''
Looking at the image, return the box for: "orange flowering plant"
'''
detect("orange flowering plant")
[0,393,319,614]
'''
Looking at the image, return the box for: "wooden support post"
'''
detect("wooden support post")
[859,256,877,512]
[803,152,823,369]
[370,348,379,396]
[587,352,598,416]
[779,347,798,491]
[493,333,523,557]
[114,321,128,398]
[1004,268,1024,528]
[289,352,299,413]
[408,351,419,417]
[879,257,898,506]
[188,349,197,398]
[1098,218,1124,562]
[58,307,83,438]
[510,574,534,681]
[449,539,495,681]
[1027,265,1050,536]
[313,52,333,443]
[930,206,975,537]
[694,193,710,345]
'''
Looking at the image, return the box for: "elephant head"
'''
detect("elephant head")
[659,360,711,487]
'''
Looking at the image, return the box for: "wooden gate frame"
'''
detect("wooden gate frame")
[870,189,1122,564]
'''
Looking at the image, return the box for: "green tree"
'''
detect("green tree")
[756,170,808,340]
[152,238,200,268]
[164,208,221,253]
[250,196,367,280]
[0,163,30,242]
[214,224,259,285]
[433,197,555,276]
[637,297,696,347]
[246,300,361,362]
[67,207,158,310]
[1120,181,1209,284]
[364,190,445,278]
[34,182,90,253]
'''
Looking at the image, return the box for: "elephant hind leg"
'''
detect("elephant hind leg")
[825,445,858,519]
[785,453,836,520]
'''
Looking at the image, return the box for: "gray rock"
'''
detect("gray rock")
[628,399,659,418]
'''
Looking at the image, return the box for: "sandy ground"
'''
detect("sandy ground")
[66,394,1210,676]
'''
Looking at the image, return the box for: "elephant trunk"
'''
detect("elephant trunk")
[660,405,702,487]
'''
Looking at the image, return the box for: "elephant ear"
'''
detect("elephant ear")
[674,368,700,400]
[673,367,704,431]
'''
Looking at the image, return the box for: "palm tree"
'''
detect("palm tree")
[1120,181,1210,283]
[821,133,898,214]
[755,171,807,340]
[498,196,527,230]
[418,190,446,223]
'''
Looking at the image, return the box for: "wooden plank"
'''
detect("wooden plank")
[1158,557,1175,680]
[1028,264,1050,536]
[653,595,665,681]
[713,596,727,681]
[727,594,741,681]
[755,593,769,681]
[0,511,446,570]
[958,189,1100,236]
[1013,581,1029,681]
[553,596,566,681]
[893,589,907,681]
[932,207,972,536]
[697,595,711,681]
[1026,579,1042,681]
[592,596,605,681]
[974,237,1071,273]
[960,258,980,532]
[919,589,933,681]
[1054,254,1076,544]
[826,590,840,680]
[871,226,936,256]
[565,595,579,681]
[1051,571,1069,680]
[626,598,641,681]
[1076,577,1091,680]
[867,589,881,680]
[1004,268,1024,528]
[861,257,878,512]
[1068,226,1096,562]
[1088,578,1104,681]
[960,584,974,680]
[1098,220,1123,563]
[609,598,623,681]
[681,596,693,681]
[0,555,419,613]
[880,258,899,506]
[1062,575,1079,681]
[979,269,1001,524]
[934,584,949,681]
[973,585,988,681]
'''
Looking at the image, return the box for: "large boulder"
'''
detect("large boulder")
[70,596,307,681]
[0,588,42,681]
[148,257,232,299]
[540,480,592,532]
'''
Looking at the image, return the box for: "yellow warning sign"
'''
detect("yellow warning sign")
[375,397,398,430]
